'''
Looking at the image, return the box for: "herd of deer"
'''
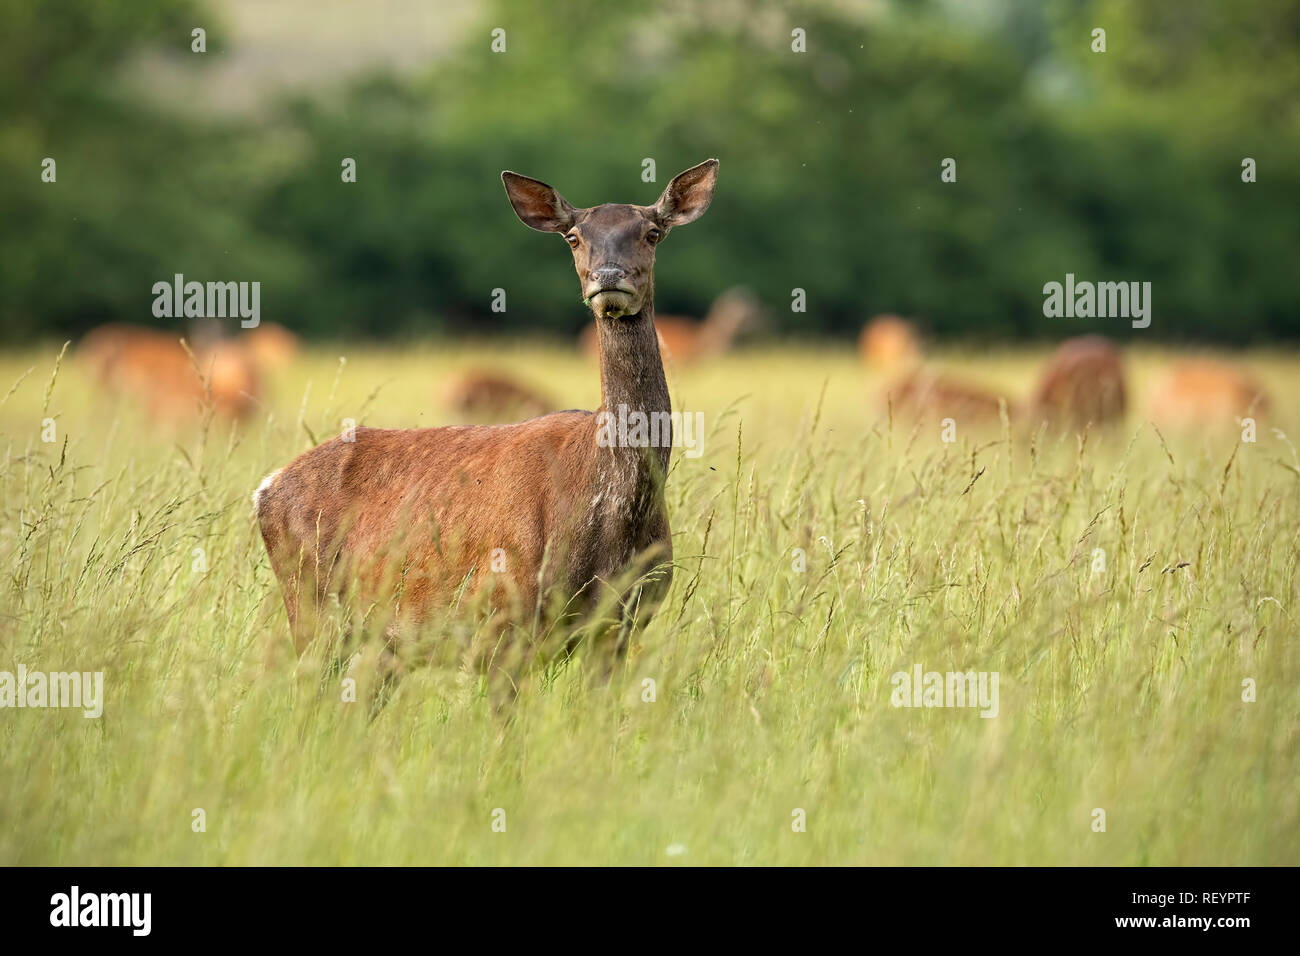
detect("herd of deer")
[79,319,299,423]
[446,310,1269,437]
[860,315,1270,433]
[73,161,1271,696]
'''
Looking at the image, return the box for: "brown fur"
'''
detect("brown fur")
[78,323,260,422]
[442,370,553,421]
[579,321,674,364]
[1030,336,1126,431]
[1147,358,1269,428]
[255,161,720,679]
[859,315,922,371]
[243,322,300,371]
[884,368,1010,425]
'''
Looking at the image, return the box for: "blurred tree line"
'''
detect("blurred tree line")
[3,0,1298,344]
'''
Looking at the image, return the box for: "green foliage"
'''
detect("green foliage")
[2,0,1298,342]
[0,0,302,339]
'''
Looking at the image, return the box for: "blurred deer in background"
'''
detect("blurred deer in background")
[255,160,720,689]
[1029,335,1127,432]
[1147,358,1269,429]
[884,368,1011,426]
[859,314,922,372]
[652,286,765,364]
[442,369,553,422]
[79,322,260,422]
[862,315,1009,425]
[243,321,301,372]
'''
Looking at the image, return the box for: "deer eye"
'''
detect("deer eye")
[564,233,580,248]
[646,229,662,244]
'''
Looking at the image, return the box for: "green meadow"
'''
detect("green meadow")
[1,342,1296,865]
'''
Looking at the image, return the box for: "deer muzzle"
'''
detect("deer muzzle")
[586,280,640,319]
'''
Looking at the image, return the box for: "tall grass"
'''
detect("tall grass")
[1,341,1296,865]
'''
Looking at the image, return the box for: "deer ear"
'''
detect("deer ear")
[653,159,719,228]
[502,172,576,233]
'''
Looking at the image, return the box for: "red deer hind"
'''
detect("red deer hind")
[1030,335,1127,432]
[441,369,554,422]
[884,368,1010,425]
[859,314,922,372]
[1147,358,1269,429]
[79,322,260,423]
[255,160,720,682]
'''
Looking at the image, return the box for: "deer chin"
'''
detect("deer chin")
[589,290,638,320]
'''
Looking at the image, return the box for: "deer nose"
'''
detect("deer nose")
[590,267,627,290]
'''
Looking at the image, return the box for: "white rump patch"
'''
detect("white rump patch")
[252,468,282,511]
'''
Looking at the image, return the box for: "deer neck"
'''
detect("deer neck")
[590,296,672,516]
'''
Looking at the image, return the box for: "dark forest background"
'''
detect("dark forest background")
[4,0,1298,344]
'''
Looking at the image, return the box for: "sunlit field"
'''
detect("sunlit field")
[1,341,1297,865]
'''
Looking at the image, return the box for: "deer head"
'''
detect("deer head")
[501,159,719,322]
